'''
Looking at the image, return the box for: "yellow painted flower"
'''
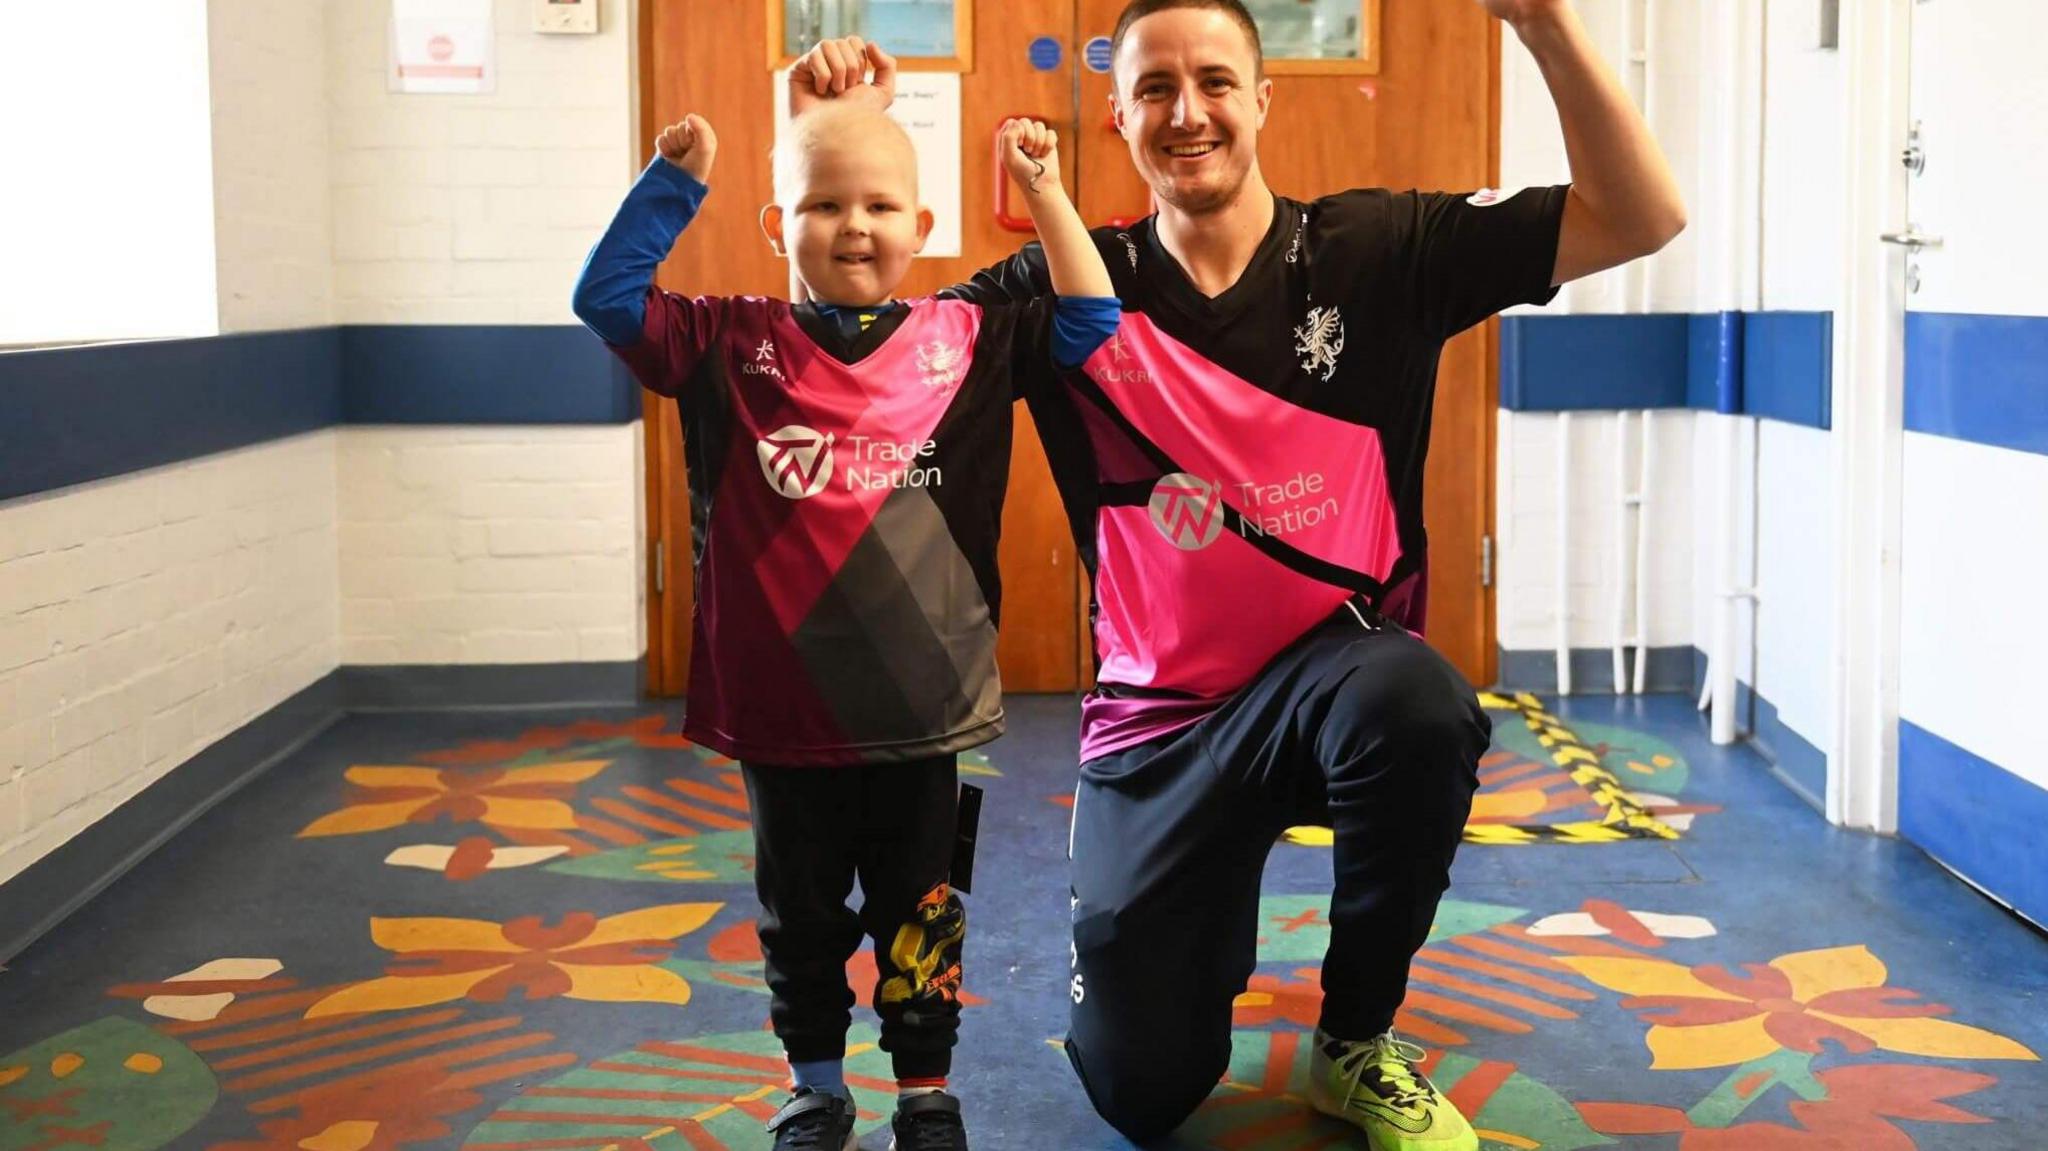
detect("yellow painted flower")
[298,761,609,838]
[1563,944,2039,1071]
[305,904,720,1018]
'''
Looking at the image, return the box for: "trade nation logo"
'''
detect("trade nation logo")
[757,425,835,499]
[1148,473,1225,550]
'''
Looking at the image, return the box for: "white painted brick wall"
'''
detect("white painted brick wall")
[1496,410,1698,653]
[0,433,340,886]
[327,0,637,326]
[338,426,643,665]
[210,0,334,333]
[4,0,647,887]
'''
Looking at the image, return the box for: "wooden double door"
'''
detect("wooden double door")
[640,0,1503,694]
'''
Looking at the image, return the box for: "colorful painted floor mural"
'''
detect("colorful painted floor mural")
[2,693,2044,1149]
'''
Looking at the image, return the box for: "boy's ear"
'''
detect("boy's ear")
[913,205,935,253]
[759,204,785,254]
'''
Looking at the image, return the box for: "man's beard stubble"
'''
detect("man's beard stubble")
[1150,163,1247,217]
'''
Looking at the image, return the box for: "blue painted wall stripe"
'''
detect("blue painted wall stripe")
[2,329,343,502]
[342,325,639,426]
[1899,719,2048,929]
[1686,311,1744,414]
[1,326,637,502]
[1503,311,1832,430]
[1905,312,2048,457]
[1499,313,1692,411]
[1742,311,1832,429]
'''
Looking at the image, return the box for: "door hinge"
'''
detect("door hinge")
[653,539,666,596]
[1481,534,1494,589]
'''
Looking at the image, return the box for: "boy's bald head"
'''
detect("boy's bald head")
[773,104,918,206]
[760,101,933,308]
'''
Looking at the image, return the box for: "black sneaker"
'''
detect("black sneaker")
[765,1087,857,1151]
[888,1090,968,1151]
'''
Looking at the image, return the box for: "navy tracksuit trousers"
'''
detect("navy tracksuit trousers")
[1064,604,1490,1143]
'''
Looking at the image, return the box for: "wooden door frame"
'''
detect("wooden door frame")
[638,0,685,696]
[1482,17,1502,688]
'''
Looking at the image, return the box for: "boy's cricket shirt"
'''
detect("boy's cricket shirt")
[611,294,1054,764]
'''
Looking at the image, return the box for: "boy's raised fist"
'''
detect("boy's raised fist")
[655,114,717,183]
[998,118,1063,196]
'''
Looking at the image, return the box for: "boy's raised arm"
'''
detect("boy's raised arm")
[999,118,1111,301]
[571,115,718,346]
[998,117,1119,370]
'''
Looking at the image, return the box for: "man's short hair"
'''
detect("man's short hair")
[1110,0,1265,78]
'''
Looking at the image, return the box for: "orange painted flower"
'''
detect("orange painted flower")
[305,904,719,1018]
[1232,968,1324,1028]
[1563,944,2039,1070]
[210,1068,481,1151]
[298,761,609,838]
[1581,1063,1998,1150]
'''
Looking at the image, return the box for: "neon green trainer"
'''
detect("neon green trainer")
[1306,1029,1479,1151]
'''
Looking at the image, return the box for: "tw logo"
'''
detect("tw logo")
[1148,473,1224,550]
[757,425,835,499]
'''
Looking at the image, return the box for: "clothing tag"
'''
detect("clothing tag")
[950,783,983,894]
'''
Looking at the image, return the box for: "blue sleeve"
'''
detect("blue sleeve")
[1051,295,1121,369]
[571,160,708,346]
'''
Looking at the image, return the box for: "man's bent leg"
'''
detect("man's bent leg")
[1065,732,1280,1145]
[1306,626,1489,1038]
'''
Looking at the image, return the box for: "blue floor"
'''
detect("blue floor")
[1,692,2043,1149]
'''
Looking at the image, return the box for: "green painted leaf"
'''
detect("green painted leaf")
[1255,898,1526,962]
[546,829,757,884]
[1494,713,1691,796]
[1435,1051,1616,1151]
[0,1017,215,1151]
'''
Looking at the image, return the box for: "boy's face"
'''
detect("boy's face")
[762,131,933,307]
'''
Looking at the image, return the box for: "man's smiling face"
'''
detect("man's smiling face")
[1111,6,1273,216]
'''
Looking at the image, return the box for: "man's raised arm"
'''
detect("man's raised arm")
[1486,0,1687,286]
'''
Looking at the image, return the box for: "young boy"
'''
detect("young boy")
[570,56,1117,1151]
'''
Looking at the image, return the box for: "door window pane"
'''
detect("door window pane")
[780,0,959,59]
[1245,0,1369,62]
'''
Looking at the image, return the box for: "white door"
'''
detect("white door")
[1892,0,2048,928]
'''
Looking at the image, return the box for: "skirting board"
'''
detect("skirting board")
[1494,645,1698,694]
[0,661,643,965]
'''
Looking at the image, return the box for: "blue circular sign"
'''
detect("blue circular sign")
[1084,35,1113,74]
[1029,36,1062,71]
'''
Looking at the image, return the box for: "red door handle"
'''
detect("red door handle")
[993,116,1042,233]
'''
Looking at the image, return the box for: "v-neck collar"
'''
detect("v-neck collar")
[1139,194,1295,322]
[790,300,912,366]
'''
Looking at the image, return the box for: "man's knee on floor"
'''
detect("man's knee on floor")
[1066,1033,1225,1144]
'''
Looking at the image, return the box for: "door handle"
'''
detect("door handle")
[1880,228,1945,250]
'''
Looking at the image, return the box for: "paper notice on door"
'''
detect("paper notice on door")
[390,0,495,94]
[774,70,963,259]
